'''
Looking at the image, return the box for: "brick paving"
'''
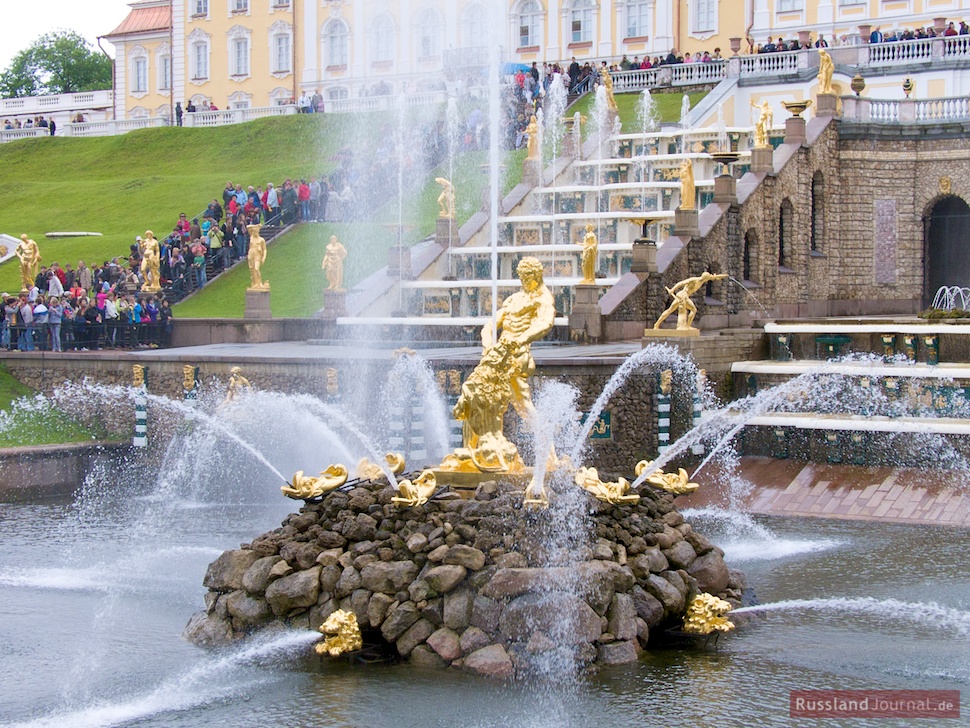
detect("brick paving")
[680,456,970,527]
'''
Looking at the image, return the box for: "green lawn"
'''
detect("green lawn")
[571,90,709,132]
[0,363,105,446]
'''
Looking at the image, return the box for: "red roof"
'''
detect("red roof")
[105,3,172,38]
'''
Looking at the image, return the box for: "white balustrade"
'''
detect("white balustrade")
[868,99,899,123]
[0,127,49,142]
[611,68,661,91]
[738,51,800,76]
[867,38,934,66]
[915,96,970,122]
[670,61,726,86]
[943,35,970,57]
[0,89,112,116]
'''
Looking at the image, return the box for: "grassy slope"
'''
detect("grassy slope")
[571,89,709,130]
[0,364,102,446]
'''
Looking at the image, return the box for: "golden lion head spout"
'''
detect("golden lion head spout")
[683,593,735,635]
[315,609,362,656]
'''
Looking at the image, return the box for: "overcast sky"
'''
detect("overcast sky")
[0,1,128,70]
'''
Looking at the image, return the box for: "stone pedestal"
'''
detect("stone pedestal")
[388,245,412,279]
[321,289,347,319]
[436,217,456,247]
[750,146,774,174]
[816,92,839,117]
[784,116,807,145]
[569,284,603,343]
[641,327,701,346]
[712,174,737,205]
[244,288,271,320]
[674,207,699,238]
[631,239,658,273]
[522,158,542,187]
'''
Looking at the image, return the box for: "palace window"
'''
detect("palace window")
[193,0,208,16]
[693,0,716,33]
[461,3,487,48]
[132,57,148,94]
[232,0,249,13]
[777,0,804,11]
[627,0,650,39]
[270,22,293,74]
[157,45,172,91]
[416,8,443,58]
[324,19,349,67]
[517,0,542,48]
[370,14,395,63]
[228,26,251,78]
[189,31,210,81]
[571,0,593,43]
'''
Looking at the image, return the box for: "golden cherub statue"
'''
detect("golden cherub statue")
[636,460,700,495]
[439,257,554,474]
[321,235,348,291]
[817,49,834,95]
[16,234,41,292]
[224,366,253,403]
[525,115,539,160]
[391,470,438,508]
[435,177,455,219]
[653,271,727,331]
[600,66,618,113]
[580,224,598,284]
[282,464,349,500]
[315,609,362,656]
[140,230,161,292]
[247,224,269,290]
[683,593,735,634]
[678,158,695,211]
[750,100,773,148]
[575,466,640,505]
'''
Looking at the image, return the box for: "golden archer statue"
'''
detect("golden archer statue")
[653,271,727,331]
[435,177,455,219]
[440,257,554,473]
[580,224,598,284]
[16,234,41,291]
[817,49,834,95]
[140,230,161,292]
[679,158,696,211]
[247,224,269,290]
[321,235,348,291]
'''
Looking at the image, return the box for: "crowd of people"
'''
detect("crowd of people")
[2,116,56,135]
[2,259,173,352]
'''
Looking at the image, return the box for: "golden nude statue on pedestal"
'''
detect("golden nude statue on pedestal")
[321,235,348,291]
[817,49,834,95]
[600,66,618,113]
[140,231,161,292]
[751,100,774,148]
[16,234,41,292]
[525,115,539,160]
[580,224,598,284]
[653,271,727,331]
[679,158,696,211]
[247,224,269,290]
[440,257,554,473]
[435,177,455,219]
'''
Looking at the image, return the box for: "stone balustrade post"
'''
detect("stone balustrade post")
[932,37,945,59]
[727,56,741,78]
[899,98,916,123]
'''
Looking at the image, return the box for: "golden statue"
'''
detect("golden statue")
[357,453,406,480]
[182,365,199,392]
[435,177,455,220]
[575,466,640,505]
[679,158,695,211]
[224,366,253,403]
[440,257,554,474]
[659,370,673,395]
[282,464,349,500]
[140,231,161,292]
[15,234,41,292]
[600,66,618,113]
[315,609,362,656]
[321,235,348,291]
[525,115,539,160]
[247,224,269,290]
[580,224,598,284]
[636,460,700,495]
[391,470,438,507]
[653,271,727,331]
[683,593,735,635]
[132,364,147,388]
[750,100,773,148]
[817,49,834,95]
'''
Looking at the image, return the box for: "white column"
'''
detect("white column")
[598,0,613,56]
[653,0,674,54]
[303,0,318,86]
[352,6,366,82]
[546,0,561,61]
[816,0,834,26]
[752,0,771,41]
[399,0,412,78]
[172,1,186,111]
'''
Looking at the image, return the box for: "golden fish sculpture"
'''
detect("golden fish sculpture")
[391,470,438,508]
[683,593,735,635]
[282,464,349,500]
[356,453,406,480]
[636,461,700,495]
[315,609,362,656]
[575,467,640,505]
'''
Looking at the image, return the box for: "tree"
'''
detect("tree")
[0,30,111,98]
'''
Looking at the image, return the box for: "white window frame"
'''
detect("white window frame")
[228,91,252,109]
[625,0,651,39]
[570,0,594,44]
[157,43,172,92]
[188,29,210,84]
[691,0,717,36]
[461,4,488,48]
[227,26,251,80]
[517,0,543,48]
[129,46,149,97]
[323,19,349,68]
[777,0,804,11]
[327,87,349,101]
[270,87,291,106]
[230,0,249,16]
[415,8,443,59]
[269,21,293,76]
[192,0,208,18]
[370,14,395,64]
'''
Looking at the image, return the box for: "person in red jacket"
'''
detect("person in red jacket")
[298,179,311,221]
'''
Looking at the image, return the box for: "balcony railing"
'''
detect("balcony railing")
[0,89,112,116]
[842,95,970,124]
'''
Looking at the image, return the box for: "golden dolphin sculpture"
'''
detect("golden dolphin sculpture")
[391,470,438,508]
[636,460,699,495]
[575,466,640,505]
[357,453,406,480]
[282,464,349,500]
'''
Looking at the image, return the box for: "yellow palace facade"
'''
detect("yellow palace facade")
[104,0,970,120]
